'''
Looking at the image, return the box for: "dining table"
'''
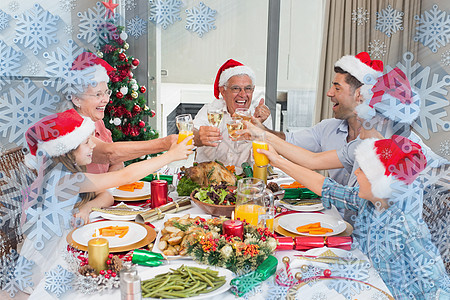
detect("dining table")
[29,195,394,300]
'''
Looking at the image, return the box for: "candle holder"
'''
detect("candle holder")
[151,180,168,208]
[88,237,109,274]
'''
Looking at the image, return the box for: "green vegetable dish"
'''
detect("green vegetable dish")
[193,183,236,205]
[177,176,200,196]
[141,265,226,298]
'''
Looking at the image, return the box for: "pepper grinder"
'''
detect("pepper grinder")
[120,265,141,300]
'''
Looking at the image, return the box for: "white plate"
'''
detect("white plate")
[140,262,234,300]
[71,221,147,247]
[152,214,210,258]
[278,213,346,237]
[279,200,324,212]
[110,181,151,198]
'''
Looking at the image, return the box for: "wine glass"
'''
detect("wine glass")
[207,101,225,143]
[175,114,192,131]
[234,108,252,122]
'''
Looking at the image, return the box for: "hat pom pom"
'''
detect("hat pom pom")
[371,175,395,199]
[24,153,37,170]
[355,103,375,120]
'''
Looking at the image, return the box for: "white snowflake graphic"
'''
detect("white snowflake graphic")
[387,52,450,140]
[0,77,59,147]
[414,4,450,53]
[0,40,23,91]
[352,7,369,26]
[441,50,450,66]
[185,2,217,38]
[0,9,11,31]
[381,148,393,159]
[64,24,74,35]
[0,249,19,290]
[8,1,19,12]
[440,140,450,156]
[43,39,95,98]
[124,0,137,11]
[149,0,183,30]
[77,2,119,49]
[368,39,387,59]
[127,15,147,39]
[265,279,290,300]
[26,61,40,75]
[311,292,327,300]
[13,4,60,55]
[376,5,404,37]
[59,0,77,11]
[2,255,34,297]
[44,265,73,297]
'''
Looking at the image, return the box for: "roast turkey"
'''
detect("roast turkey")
[181,161,236,187]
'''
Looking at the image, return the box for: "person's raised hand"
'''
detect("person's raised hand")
[257,144,282,168]
[168,136,194,160]
[163,134,178,149]
[253,98,270,123]
[196,126,222,147]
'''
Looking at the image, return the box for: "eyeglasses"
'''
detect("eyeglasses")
[226,85,255,94]
[81,89,112,99]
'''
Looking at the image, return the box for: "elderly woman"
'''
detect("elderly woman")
[70,52,176,173]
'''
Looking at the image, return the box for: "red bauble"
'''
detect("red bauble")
[133,105,141,112]
[132,58,140,66]
[323,269,332,278]
[116,91,124,99]
[150,110,156,117]
[109,100,113,104]
[118,53,126,61]
[143,128,147,132]
[139,86,146,93]
[139,121,145,128]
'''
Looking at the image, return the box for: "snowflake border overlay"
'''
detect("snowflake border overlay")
[149,0,183,30]
[376,5,404,37]
[0,40,23,91]
[368,40,387,59]
[44,264,73,297]
[185,2,217,38]
[352,8,369,26]
[0,9,11,31]
[0,249,34,297]
[13,4,60,55]
[414,4,450,53]
[127,15,147,39]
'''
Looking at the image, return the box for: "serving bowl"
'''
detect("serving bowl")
[190,191,235,217]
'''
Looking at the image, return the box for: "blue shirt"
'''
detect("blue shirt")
[285,118,351,186]
[321,177,449,300]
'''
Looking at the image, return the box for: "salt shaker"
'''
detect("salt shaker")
[120,265,141,300]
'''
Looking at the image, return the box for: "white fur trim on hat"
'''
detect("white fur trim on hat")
[218,66,255,87]
[39,117,95,157]
[335,55,382,84]
[354,138,396,199]
[355,103,376,120]
[84,64,110,84]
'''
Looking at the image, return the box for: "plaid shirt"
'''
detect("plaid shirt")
[322,178,449,300]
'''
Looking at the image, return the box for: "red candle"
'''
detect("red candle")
[151,180,168,208]
[222,219,244,240]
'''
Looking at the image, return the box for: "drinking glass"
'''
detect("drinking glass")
[234,108,252,122]
[235,178,266,226]
[175,114,192,131]
[176,114,194,145]
[226,117,244,142]
[252,132,269,167]
[207,101,225,143]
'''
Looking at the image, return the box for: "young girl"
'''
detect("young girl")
[258,136,449,300]
[20,109,193,295]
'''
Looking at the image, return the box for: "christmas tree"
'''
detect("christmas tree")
[97,25,158,162]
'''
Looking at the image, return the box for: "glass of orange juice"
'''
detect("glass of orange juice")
[235,178,266,226]
[252,133,269,167]
[176,115,194,145]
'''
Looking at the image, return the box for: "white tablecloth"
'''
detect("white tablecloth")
[29,202,393,300]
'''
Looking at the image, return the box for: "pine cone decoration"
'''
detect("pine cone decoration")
[110,255,123,273]
[79,265,96,277]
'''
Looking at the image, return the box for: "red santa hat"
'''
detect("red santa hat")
[354,135,427,199]
[71,52,114,84]
[25,109,95,168]
[214,59,255,99]
[334,52,383,84]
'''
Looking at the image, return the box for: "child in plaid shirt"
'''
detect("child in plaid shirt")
[259,135,449,299]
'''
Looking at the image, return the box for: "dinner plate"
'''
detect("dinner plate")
[71,220,148,247]
[278,213,346,237]
[278,200,324,212]
[110,181,151,198]
[140,262,234,300]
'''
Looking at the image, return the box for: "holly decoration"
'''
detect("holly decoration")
[100,24,158,164]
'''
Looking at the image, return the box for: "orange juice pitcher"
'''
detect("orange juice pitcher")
[235,178,266,226]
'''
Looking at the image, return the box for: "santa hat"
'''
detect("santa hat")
[214,59,255,99]
[334,52,383,85]
[71,52,114,84]
[356,67,420,124]
[25,109,95,168]
[354,135,427,199]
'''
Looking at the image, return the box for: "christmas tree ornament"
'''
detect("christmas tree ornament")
[131,91,138,99]
[139,86,146,93]
[113,118,121,126]
[120,32,128,40]
[132,58,140,66]
[116,91,124,99]
[118,48,124,53]
[118,53,126,61]
[144,105,149,111]
[109,119,114,124]
[139,121,145,128]
[130,79,137,85]
[119,86,128,95]
[96,51,103,58]
[123,43,129,50]
[133,105,141,112]
[150,110,156,117]
[131,84,138,91]
[129,72,134,78]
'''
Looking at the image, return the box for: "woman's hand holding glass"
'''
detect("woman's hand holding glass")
[169,135,194,160]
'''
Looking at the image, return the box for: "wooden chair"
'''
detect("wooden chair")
[0,147,36,256]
